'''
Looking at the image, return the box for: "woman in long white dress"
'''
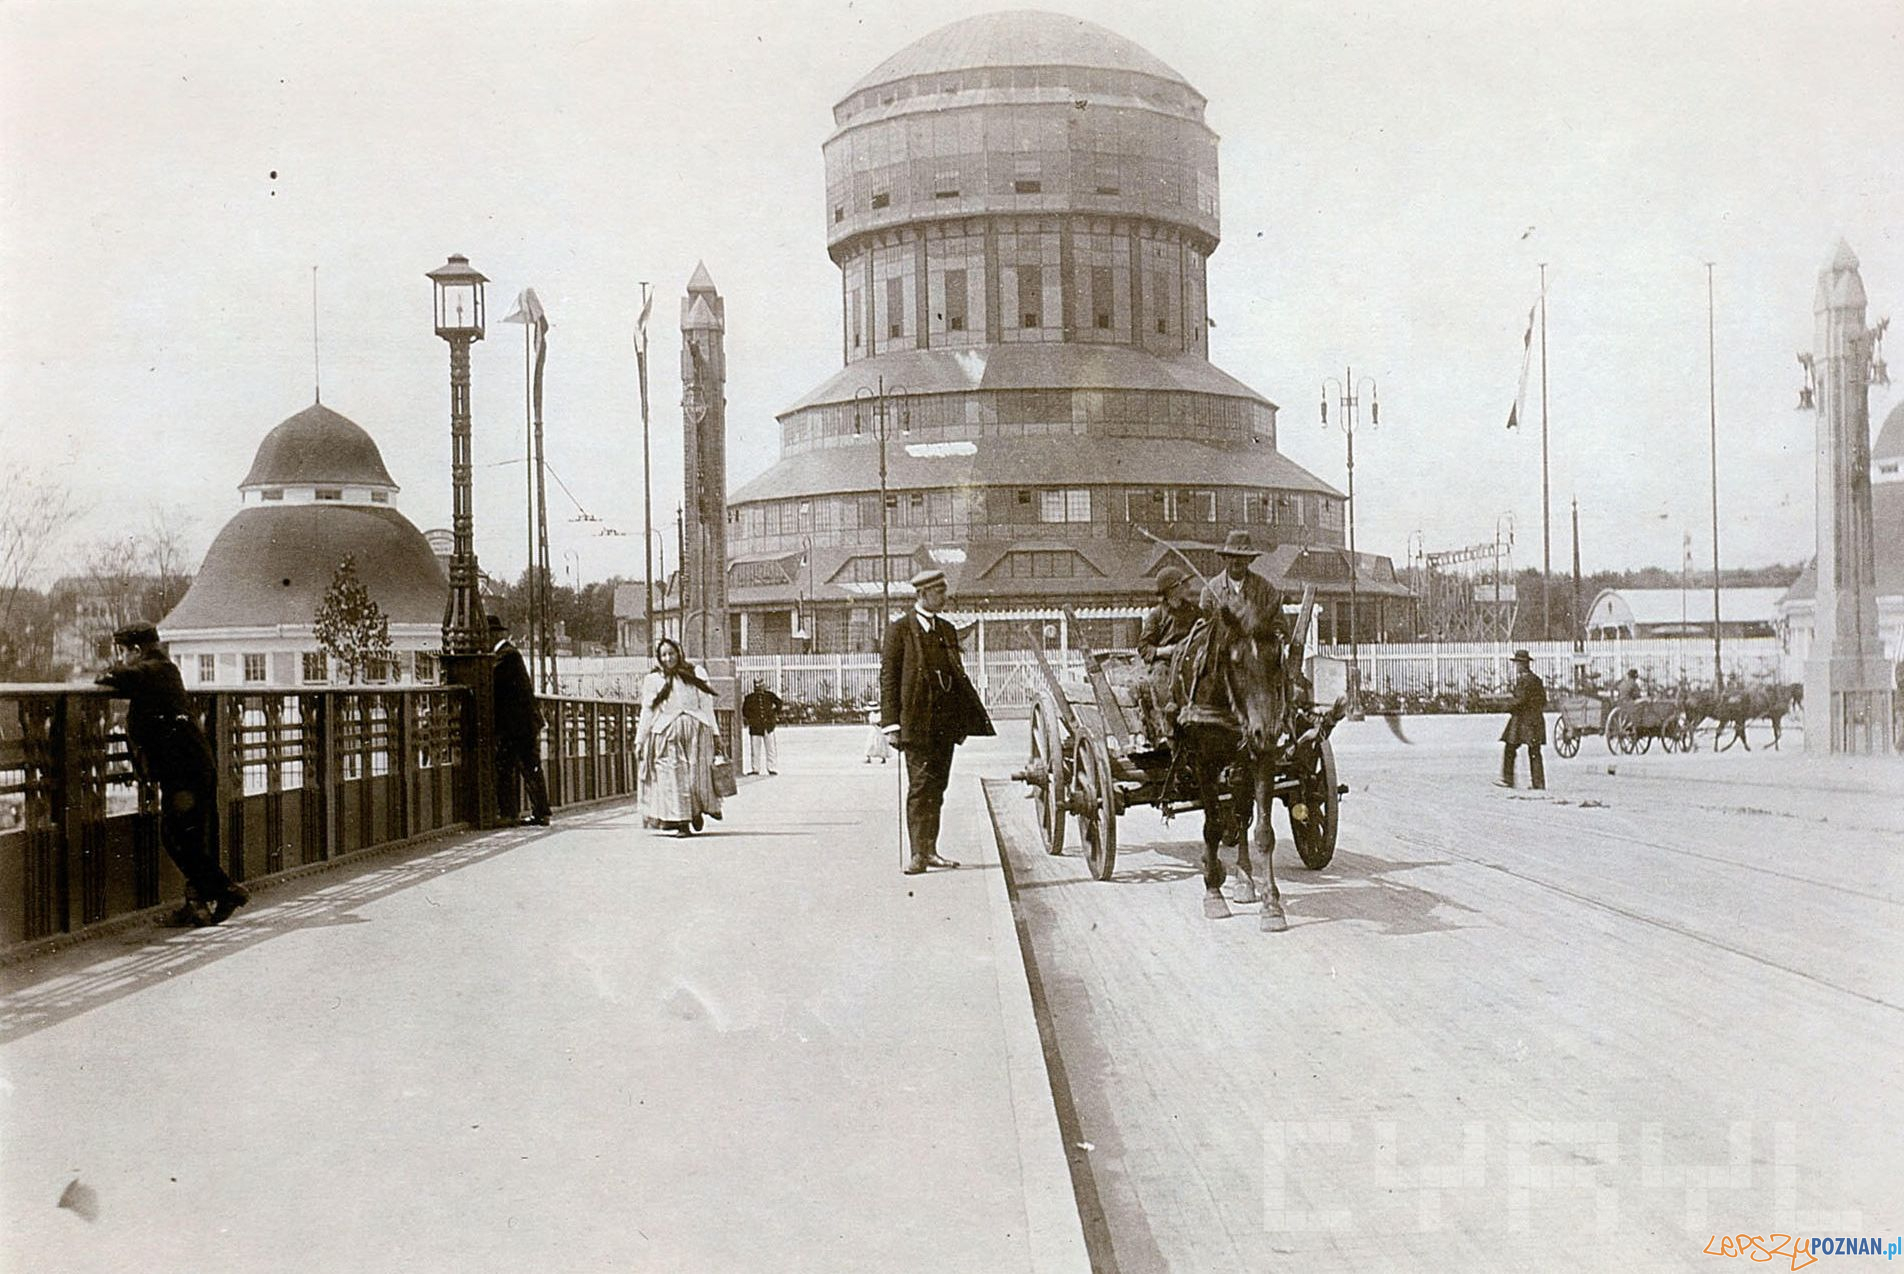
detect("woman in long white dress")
[636,638,723,836]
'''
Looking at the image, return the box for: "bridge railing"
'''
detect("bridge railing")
[0,685,642,950]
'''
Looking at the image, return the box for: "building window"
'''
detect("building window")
[261,488,283,501]
[887,276,904,340]
[316,488,342,501]
[1095,185,1121,196]
[198,654,216,684]
[1244,492,1265,524]
[833,205,844,224]
[243,653,267,683]
[1092,266,1113,330]
[371,490,388,503]
[871,191,890,210]
[1017,265,1041,328]
[1038,488,1090,523]
[302,651,328,684]
[944,270,967,332]
[1013,179,1042,194]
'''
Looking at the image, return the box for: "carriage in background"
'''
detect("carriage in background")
[1551,689,1695,756]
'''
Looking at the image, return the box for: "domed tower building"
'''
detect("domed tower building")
[160,403,449,686]
[727,10,1402,653]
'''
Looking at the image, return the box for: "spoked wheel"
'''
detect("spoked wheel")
[1288,736,1339,870]
[1660,720,1679,753]
[1028,699,1067,856]
[1676,713,1698,752]
[1637,728,1654,754]
[1074,734,1119,881]
[1552,717,1580,759]
[1604,706,1627,754]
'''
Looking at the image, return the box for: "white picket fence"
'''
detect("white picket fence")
[1313,637,1788,697]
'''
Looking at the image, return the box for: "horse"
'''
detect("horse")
[1166,597,1293,932]
[1686,681,1801,752]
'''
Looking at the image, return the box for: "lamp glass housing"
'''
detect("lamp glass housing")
[427,255,488,339]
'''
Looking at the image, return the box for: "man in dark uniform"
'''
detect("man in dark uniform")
[95,623,248,926]
[1137,566,1201,741]
[489,615,552,826]
[740,677,783,776]
[1498,649,1547,789]
[880,568,994,875]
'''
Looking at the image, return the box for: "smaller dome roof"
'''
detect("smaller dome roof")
[847,10,1192,99]
[160,505,446,632]
[1876,396,1904,463]
[241,403,399,491]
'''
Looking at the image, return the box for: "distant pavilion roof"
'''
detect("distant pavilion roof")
[240,402,399,491]
[1587,587,1786,630]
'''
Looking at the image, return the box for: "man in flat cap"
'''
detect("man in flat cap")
[95,623,248,926]
[880,567,993,874]
[489,615,552,826]
[1136,566,1200,741]
[1498,649,1547,789]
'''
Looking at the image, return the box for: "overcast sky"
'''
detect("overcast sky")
[3,0,1899,587]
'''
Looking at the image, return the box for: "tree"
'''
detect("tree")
[312,554,393,684]
[0,471,83,679]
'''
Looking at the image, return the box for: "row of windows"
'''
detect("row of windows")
[192,650,436,685]
[835,68,1204,125]
[781,389,1273,452]
[733,487,1343,540]
[255,488,389,503]
[832,152,1217,229]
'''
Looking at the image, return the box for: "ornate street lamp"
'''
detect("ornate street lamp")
[427,253,489,655]
[1321,367,1379,717]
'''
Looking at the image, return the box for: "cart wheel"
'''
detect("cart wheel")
[1660,721,1678,753]
[1603,706,1626,754]
[1289,736,1339,870]
[1552,717,1580,759]
[1075,734,1118,881]
[1029,699,1067,856]
[1638,730,1654,754]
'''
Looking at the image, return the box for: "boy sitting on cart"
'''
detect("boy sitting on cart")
[1136,566,1201,745]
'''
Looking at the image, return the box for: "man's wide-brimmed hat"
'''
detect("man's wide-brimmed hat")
[113,622,160,647]
[1217,530,1260,559]
[1511,649,1533,663]
[1154,565,1188,596]
[909,567,947,590]
[486,615,508,632]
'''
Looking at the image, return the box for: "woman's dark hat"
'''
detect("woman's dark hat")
[1217,530,1260,559]
[1155,565,1188,595]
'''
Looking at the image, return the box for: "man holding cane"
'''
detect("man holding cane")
[880,568,993,875]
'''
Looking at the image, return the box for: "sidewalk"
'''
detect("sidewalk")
[0,725,1085,1274]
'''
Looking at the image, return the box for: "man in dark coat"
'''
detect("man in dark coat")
[1498,649,1547,789]
[1199,530,1285,638]
[489,615,552,826]
[1137,566,1201,741]
[95,623,248,926]
[740,677,783,776]
[880,568,994,875]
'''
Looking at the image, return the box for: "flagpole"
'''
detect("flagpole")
[1706,261,1722,690]
[521,307,536,678]
[636,282,654,654]
[1539,262,1551,643]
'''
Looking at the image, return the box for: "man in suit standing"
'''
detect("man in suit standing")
[96,622,249,926]
[880,568,994,875]
[740,677,783,776]
[1498,649,1547,790]
[489,615,552,826]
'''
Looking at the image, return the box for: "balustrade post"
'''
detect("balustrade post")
[440,653,498,829]
[212,694,241,884]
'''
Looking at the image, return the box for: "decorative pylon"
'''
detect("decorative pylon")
[1801,241,1893,753]
[680,263,730,663]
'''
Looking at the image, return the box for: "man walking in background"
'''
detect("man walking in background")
[490,615,552,826]
[96,623,249,926]
[741,677,783,776]
[1498,649,1547,790]
[880,568,994,875]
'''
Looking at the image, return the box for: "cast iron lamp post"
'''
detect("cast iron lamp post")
[428,253,490,655]
[853,377,910,634]
[1321,369,1379,717]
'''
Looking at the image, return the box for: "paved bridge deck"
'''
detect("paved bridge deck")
[0,728,1086,1274]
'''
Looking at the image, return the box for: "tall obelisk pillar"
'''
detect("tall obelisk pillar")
[1803,241,1893,754]
[680,262,737,751]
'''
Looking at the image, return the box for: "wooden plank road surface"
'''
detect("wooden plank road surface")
[986,714,1904,1273]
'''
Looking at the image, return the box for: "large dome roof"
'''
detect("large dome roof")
[160,505,446,632]
[240,402,398,491]
[846,10,1191,98]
